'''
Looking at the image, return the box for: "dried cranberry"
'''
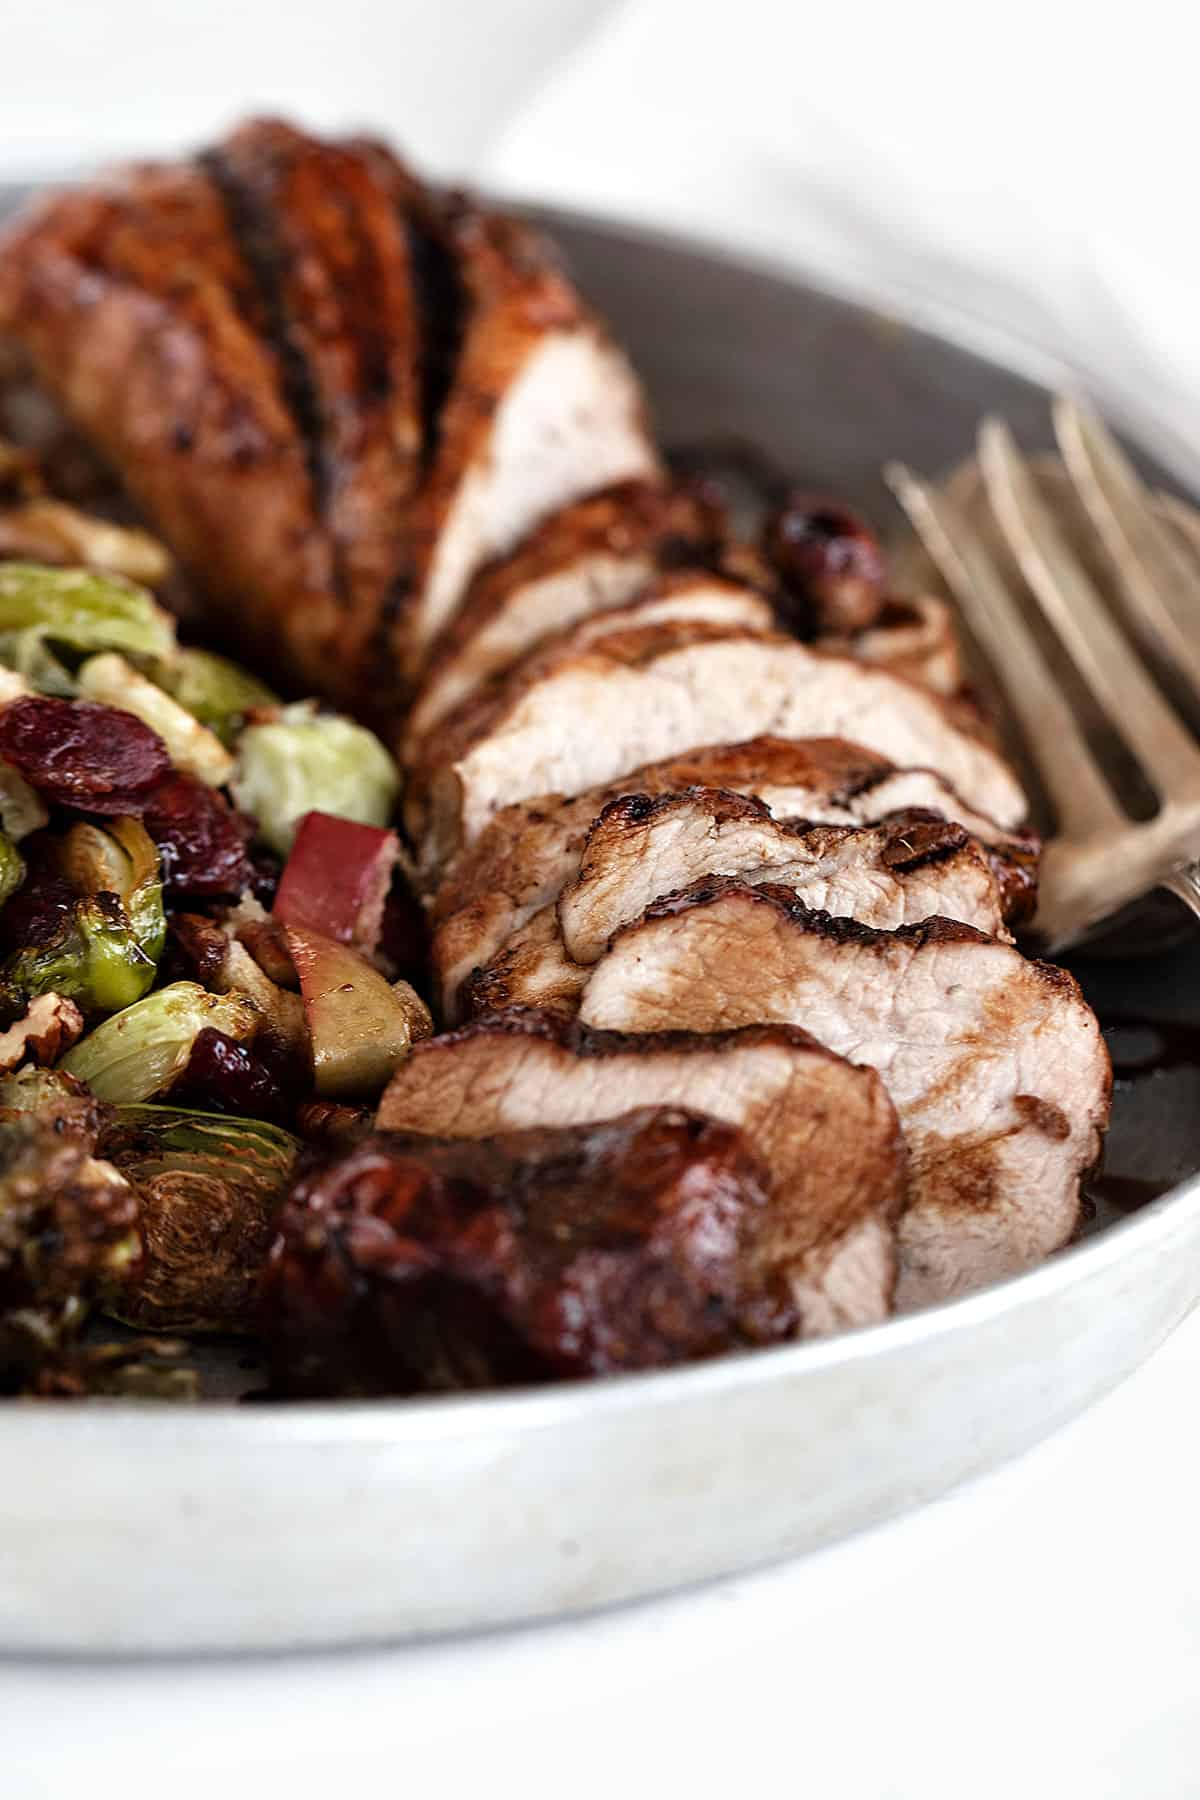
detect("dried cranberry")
[169,1027,290,1125]
[762,494,886,637]
[141,774,253,899]
[0,697,170,810]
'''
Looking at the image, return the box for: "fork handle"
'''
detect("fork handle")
[1164,862,1200,923]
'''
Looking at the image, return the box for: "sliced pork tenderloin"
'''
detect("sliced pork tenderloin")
[578,885,1110,1308]
[410,622,1027,867]
[559,796,1011,963]
[376,1012,907,1336]
[407,479,723,742]
[430,734,1038,1018]
[460,807,1009,1019]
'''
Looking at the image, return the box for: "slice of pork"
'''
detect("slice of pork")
[393,198,658,676]
[460,810,1009,1019]
[407,480,722,742]
[412,622,1027,866]
[429,736,1038,1018]
[560,797,1011,964]
[377,1012,907,1336]
[578,885,1110,1308]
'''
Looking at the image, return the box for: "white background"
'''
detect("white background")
[4,2,1200,1792]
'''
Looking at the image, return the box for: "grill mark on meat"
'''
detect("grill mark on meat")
[577,883,1110,1306]
[403,199,469,469]
[200,148,330,516]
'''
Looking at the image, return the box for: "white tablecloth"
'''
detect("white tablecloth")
[5,4,1200,1791]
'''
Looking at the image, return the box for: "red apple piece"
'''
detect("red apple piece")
[274,812,399,958]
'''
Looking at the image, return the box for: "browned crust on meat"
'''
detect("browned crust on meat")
[411,1005,846,1068]
[415,478,721,710]
[208,122,424,678]
[0,158,342,689]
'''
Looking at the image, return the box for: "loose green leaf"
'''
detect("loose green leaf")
[77,654,234,786]
[152,648,278,749]
[61,982,261,1103]
[0,563,176,683]
[233,702,400,855]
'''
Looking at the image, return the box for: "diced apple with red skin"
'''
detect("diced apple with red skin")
[273,812,398,959]
[285,924,431,1100]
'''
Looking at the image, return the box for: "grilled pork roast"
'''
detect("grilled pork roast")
[0,121,1111,1383]
[0,120,656,705]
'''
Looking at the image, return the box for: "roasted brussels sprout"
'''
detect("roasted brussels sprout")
[3,892,159,1017]
[100,1106,299,1333]
[60,981,261,1103]
[232,703,400,856]
[152,648,278,749]
[77,653,234,787]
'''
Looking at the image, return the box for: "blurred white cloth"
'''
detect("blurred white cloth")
[5,4,1200,1794]
[482,0,1200,482]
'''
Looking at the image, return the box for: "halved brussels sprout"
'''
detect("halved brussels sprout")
[57,817,165,965]
[0,563,177,680]
[152,648,278,749]
[77,653,234,787]
[4,894,158,1017]
[60,981,260,1103]
[100,1105,299,1332]
[232,703,400,856]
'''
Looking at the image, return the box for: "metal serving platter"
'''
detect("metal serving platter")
[1,191,1199,1654]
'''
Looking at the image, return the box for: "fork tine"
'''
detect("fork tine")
[978,418,1200,802]
[1053,396,1200,698]
[885,461,1124,840]
[1154,491,1200,581]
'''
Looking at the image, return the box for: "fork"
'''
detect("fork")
[885,397,1200,951]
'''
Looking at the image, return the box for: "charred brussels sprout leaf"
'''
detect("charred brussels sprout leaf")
[60,981,261,1103]
[152,648,278,749]
[0,562,177,685]
[100,1106,299,1332]
[57,817,165,965]
[232,703,400,856]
